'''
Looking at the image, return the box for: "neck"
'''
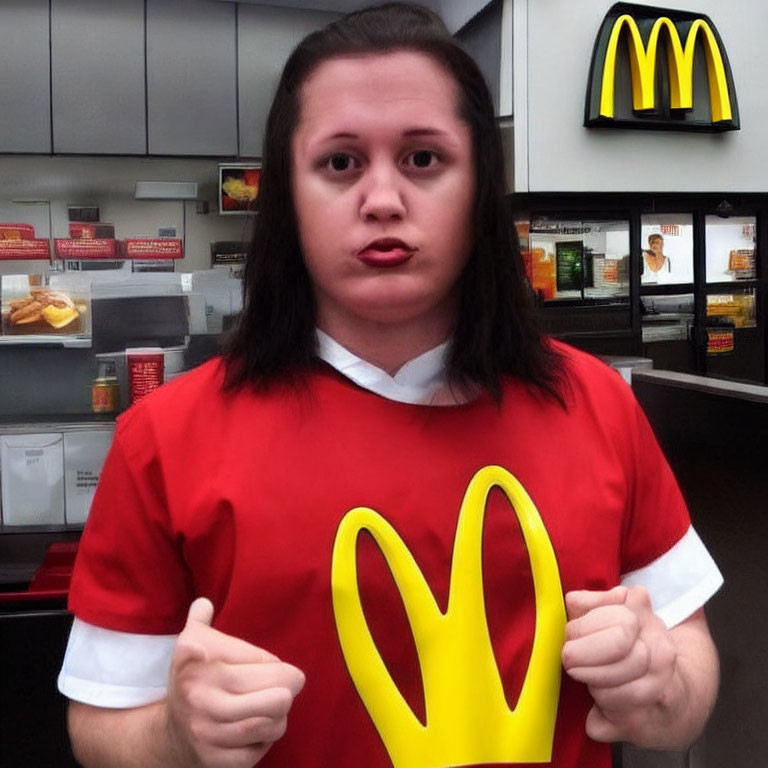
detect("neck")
[646,252,665,271]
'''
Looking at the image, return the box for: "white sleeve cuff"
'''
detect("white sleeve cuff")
[621,525,723,628]
[58,617,176,708]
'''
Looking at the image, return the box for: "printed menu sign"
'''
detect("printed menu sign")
[63,430,114,525]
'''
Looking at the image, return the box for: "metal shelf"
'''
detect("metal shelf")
[0,334,91,348]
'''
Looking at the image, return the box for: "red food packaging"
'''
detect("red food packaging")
[126,348,164,405]
[54,238,118,259]
[0,239,50,259]
[121,238,183,259]
[0,223,36,240]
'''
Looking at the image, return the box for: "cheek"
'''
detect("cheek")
[438,184,475,257]
[294,191,335,261]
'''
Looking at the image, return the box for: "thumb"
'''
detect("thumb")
[565,585,627,621]
[185,597,215,628]
[174,598,216,667]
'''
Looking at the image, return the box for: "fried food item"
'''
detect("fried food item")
[10,300,44,324]
[6,289,80,328]
[31,289,75,309]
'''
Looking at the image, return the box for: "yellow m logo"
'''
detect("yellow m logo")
[585,3,739,131]
[331,465,565,768]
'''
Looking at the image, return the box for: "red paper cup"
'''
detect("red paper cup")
[126,347,165,405]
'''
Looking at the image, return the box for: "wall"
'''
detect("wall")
[226,0,493,33]
[513,0,768,192]
[632,375,768,768]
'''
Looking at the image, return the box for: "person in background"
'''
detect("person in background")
[58,4,721,768]
[642,233,672,282]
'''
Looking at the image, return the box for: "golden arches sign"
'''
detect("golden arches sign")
[585,3,739,131]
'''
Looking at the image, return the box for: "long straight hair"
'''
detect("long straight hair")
[223,2,565,403]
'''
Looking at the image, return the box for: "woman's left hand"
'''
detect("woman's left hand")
[562,585,718,748]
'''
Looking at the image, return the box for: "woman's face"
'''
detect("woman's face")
[649,237,664,256]
[291,51,476,339]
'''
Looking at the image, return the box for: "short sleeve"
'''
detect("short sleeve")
[620,399,692,574]
[68,414,194,635]
[58,618,175,707]
[619,396,722,624]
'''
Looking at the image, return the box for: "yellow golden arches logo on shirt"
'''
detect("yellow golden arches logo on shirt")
[585,3,739,132]
[331,465,566,768]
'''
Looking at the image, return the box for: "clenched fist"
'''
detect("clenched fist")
[165,598,306,768]
[561,585,678,744]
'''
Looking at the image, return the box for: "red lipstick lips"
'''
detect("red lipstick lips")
[357,238,416,268]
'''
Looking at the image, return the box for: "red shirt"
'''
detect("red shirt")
[69,344,691,767]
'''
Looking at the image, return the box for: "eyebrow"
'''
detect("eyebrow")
[318,127,452,142]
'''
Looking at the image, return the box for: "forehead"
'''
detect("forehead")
[296,50,462,127]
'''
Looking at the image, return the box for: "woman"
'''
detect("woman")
[59,5,721,768]
[642,233,672,283]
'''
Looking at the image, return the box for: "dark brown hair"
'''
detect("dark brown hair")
[224,2,565,403]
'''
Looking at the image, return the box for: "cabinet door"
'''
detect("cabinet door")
[238,5,338,158]
[51,0,146,155]
[0,0,51,153]
[147,0,237,156]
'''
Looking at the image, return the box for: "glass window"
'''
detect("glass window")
[640,214,694,285]
[529,217,629,301]
[705,215,756,282]
[641,293,694,343]
[707,288,757,329]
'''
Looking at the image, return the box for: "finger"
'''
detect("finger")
[589,673,663,712]
[180,601,283,666]
[565,585,627,621]
[563,617,640,670]
[206,684,297,724]
[584,703,625,743]
[623,584,654,616]
[565,639,651,687]
[186,596,215,627]
[215,662,306,699]
[565,602,637,642]
[209,712,290,750]
[173,598,219,665]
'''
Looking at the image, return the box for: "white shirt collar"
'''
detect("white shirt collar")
[316,329,451,405]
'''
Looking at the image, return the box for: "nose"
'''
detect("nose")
[358,163,406,222]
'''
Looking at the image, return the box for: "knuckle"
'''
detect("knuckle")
[265,716,289,742]
[619,613,640,648]
[272,687,295,714]
[233,717,257,741]
[631,638,652,673]
[184,685,209,714]
[629,584,652,605]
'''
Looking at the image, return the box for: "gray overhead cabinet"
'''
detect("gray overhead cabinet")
[51,0,146,155]
[147,0,238,156]
[237,4,339,158]
[0,0,51,153]
[0,0,341,158]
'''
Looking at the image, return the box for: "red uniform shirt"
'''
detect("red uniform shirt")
[69,344,691,767]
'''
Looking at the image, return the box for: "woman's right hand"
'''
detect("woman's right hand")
[166,598,306,768]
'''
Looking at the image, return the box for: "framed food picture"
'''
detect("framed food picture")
[218,163,261,215]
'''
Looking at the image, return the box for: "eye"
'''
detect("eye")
[413,150,434,167]
[404,150,439,170]
[325,153,358,173]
